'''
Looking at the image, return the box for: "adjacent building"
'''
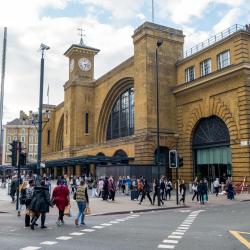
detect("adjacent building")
[41,22,250,184]
[2,110,38,165]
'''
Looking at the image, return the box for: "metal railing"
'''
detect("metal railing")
[183,24,247,59]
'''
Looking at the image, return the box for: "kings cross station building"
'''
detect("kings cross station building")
[39,22,250,185]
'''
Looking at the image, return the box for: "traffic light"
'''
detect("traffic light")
[178,156,183,167]
[169,150,178,168]
[19,152,26,166]
[9,140,18,167]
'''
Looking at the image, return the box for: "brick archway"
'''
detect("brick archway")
[186,98,239,144]
[55,115,64,151]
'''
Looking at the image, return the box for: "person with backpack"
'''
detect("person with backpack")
[74,180,89,226]
[138,179,153,205]
[160,178,166,200]
[24,179,35,227]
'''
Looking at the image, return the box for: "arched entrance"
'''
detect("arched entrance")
[192,116,231,181]
[154,147,171,180]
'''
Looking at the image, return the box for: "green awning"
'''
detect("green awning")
[197,147,231,165]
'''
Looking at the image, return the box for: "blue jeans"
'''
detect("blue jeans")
[77,202,86,224]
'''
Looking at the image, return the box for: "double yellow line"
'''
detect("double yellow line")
[230,231,250,249]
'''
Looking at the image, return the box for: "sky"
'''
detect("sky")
[0,0,249,124]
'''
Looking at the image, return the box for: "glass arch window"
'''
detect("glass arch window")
[107,88,134,140]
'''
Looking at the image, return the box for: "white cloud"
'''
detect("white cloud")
[79,0,145,20]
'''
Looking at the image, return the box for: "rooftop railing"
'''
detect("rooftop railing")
[183,24,247,59]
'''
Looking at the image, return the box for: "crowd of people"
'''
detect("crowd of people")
[4,172,237,230]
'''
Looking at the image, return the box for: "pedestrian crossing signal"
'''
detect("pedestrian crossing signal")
[9,140,18,167]
[169,150,178,168]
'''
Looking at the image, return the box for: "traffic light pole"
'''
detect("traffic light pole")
[176,166,179,206]
[16,141,21,211]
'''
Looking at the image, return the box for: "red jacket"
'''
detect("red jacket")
[52,184,69,211]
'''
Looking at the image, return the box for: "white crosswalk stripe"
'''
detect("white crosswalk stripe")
[56,236,72,240]
[20,247,41,250]
[40,241,58,245]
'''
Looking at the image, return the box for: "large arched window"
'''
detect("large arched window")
[107,88,134,140]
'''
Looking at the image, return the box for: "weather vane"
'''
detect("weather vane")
[77,27,86,46]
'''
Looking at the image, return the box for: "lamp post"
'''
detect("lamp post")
[37,44,50,177]
[156,39,163,206]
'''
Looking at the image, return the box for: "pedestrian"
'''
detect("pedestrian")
[24,179,35,227]
[136,179,143,200]
[30,180,53,230]
[139,179,153,205]
[121,176,126,194]
[18,181,28,216]
[153,179,164,205]
[91,179,98,198]
[226,178,235,200]
[52,180,70,226]
[10,176,18,203]
[179,180,186,205]
[213,178,220,197]
[98,178,104,198]
[74,180,89,226]
[204,179,209,202]
[191,181,199,202]
[160,178,166,200]
[198,180,205,205]
[165,179,173,200]
[108,177,116,202]
[102,177,109,200]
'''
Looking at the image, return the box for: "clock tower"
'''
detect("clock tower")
[63,40,100,149]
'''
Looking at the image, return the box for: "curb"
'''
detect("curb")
[90,205,190,216]
[240,199,250,202]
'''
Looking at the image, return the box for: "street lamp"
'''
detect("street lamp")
[156,39,163,206]
[37,44,50,177]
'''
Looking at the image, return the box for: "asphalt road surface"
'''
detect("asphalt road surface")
[0,201,249,250]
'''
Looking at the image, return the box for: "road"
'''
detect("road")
[0,201,249,250]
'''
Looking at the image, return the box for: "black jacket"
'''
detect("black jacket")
[30,186,52,213]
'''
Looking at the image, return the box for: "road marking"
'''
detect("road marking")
[178,227,189,230]
[172,232,184,235]
[101,223,112,226]
[56,236,72,240]
[131,214,140,217]
[70,232,85,236]
[176,229,186,233]
[109,221,119,223]
[163,240,178,244]
[230,231,250,249]
[92,226,104,229]
[116,219,125,222]
[179,210,191,213]
[168,235,182,239]
[40,241,58,245]
[81,229,95,232]
[158,244,175,249]
[20,247,41,250]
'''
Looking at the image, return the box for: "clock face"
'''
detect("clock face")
[78,57,91,72]
[70,59,74,72]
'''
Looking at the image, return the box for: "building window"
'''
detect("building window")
[7,136,11,142]
[34,145,37,153]
[22,128,25,134]
[29,145,33,152]
[13,136,17,141]
[47,130,51,145]
[21,136,25,142]
[200,58,211,76]
[85,113,89,133]
[217,50,230,70]
[107,88,134,140]
[185,66,195,82]
[29,135,33,143]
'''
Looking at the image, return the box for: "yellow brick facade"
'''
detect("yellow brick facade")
[42,22,250,184]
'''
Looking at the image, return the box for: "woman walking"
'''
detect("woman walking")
[153,179,164,205]
[74,180,89,226]
[192,181,199,202]
[18,181,28,216]
[108,177,116,202]
[139,179,152,205]
[52,180,70,226]
[25,179,35,227]
[30,180,52,230]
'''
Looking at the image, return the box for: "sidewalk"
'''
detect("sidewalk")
[1,185,249,216]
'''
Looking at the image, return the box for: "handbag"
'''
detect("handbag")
[84,207,91,215]
[64,205,71,216]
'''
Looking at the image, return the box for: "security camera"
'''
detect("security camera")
[40,43,50,50]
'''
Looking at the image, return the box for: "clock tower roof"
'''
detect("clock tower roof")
[64,44,100,58]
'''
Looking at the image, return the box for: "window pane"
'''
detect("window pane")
[107,88,134,140]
